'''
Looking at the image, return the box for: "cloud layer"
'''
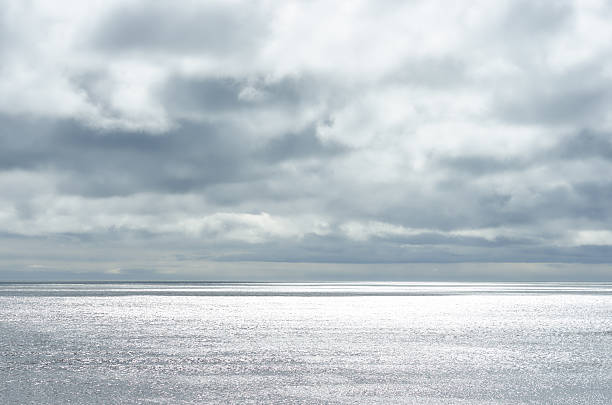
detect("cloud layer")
[2,0,612,280]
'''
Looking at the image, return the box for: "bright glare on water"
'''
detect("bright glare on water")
[1,282,610,404]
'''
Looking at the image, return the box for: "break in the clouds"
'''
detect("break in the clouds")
[1,0,612,280]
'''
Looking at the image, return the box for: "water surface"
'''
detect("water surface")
[1,282,610,404]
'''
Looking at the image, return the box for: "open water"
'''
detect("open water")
[1,282,610,404]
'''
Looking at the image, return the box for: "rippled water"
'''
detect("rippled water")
[1,282,610,404]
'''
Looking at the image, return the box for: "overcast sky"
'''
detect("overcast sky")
[1,0,612,281]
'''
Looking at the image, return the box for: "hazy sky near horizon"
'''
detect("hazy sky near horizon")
[1,0,612,280]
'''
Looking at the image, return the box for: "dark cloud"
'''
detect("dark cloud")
[495,63,612,126]
[570,182,612,221]
[554,130,612,161]
[199,232,611,265]
[163,77,249,113]
[436,155,527,175]
[0,114,345,198]
[258,126,346,163]
[93,1,268,56]
[0,117,249,196]
[497,84,610,126]
[161,74,331,118]
[500,0,573,40]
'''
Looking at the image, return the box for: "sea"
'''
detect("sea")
[1,282,610,404]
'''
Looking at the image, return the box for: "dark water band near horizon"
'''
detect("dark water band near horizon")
[1,282,611,404]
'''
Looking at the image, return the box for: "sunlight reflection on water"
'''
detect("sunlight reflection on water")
[1,282,610,404]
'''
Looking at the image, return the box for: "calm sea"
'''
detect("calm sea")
[1,282,610,404]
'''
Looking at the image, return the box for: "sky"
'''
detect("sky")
[1,0,612,281]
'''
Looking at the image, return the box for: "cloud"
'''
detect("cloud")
[0,0,611,280]
[92,1,269,56]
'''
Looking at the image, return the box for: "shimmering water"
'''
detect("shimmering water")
[1,282,610,404]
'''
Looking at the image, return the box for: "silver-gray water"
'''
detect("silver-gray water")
[1,282,611,404]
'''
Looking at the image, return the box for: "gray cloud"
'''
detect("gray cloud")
[436,155,527,175]
[554,130,612,161]
[500,0,573,41]
[258,126,346,163]
[0,112,346,189]
[493,60,612,126]
[93,1,269,56]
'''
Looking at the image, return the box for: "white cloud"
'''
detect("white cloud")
[571,230,612,246]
